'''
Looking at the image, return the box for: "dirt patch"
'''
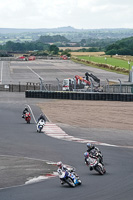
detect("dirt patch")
[38,100,133,131]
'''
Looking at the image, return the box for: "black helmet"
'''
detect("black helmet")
[25,107,28,111]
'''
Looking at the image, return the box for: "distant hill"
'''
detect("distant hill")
[0,27,133,34]
[0,26,77,34]
[1,27,133,47]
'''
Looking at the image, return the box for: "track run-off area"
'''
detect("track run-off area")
[0,59,133,200]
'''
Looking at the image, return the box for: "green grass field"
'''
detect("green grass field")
[77,56,133,70]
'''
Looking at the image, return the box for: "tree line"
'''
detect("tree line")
[105,36,133,56]
[0,34,133,56]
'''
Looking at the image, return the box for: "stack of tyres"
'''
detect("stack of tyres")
[48,91,52,99]
[35,91,40,98]
[69,92,73,100]
[116,93,120,101]
[60,92,63,99]
[31,91,34,98]
[52,92,54,99]
[105,93,110,101]
[45,91,48,99]
[25,90,30,98]
[130,94,133,101]
[112,93,117,101]
[63,92,67,99]
[73,92,77,100]
[109,93,113,101]
[126,94,131,101]
[66,92,69,99]
[86,93,91,100]
[94,93,99,100]
[57,92,61,99]
[42,91,46,98]
[54,92,57,99]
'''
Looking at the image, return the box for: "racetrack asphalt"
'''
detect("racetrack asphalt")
[0,92,133,200]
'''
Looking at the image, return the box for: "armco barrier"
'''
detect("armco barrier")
[25,91,133,101]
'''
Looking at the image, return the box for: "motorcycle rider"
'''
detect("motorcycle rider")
[57,161,68,184]
[57,161,78,185]
[86,143,103,165]
[37,113,46,122]
[84,152,90,166]
[84,151,100,171]
[22,107,29,118]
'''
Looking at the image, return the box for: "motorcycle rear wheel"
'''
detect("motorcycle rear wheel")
[27,119,30,124]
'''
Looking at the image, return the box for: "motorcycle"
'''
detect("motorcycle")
[84,152,106,175]
[24,112,31,124]
[90,148,103,164]
[57,167,81,187]
[37,119,45,133]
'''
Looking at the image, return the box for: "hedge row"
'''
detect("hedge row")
[25,90,133,101]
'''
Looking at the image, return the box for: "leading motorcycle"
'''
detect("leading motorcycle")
[24,112,31,124]
[57,167,81,187]
[84,152,106,175]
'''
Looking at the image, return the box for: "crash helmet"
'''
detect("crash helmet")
[87,143,94,150]
[57,161,63,168]
[25,107,28,111]
[84,152,89,158]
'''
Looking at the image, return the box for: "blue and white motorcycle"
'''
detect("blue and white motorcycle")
[37,119,45,133]
[57,167,81,187]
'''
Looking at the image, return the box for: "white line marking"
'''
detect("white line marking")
[0,155,57,190]
[25,104,37,123]
[43,122,121,147]
[27,65,43,80]
[0,61,3,84]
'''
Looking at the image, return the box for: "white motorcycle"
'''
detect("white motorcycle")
[84,152,106,175]
[57,167,81,187]
[37,119,45,133]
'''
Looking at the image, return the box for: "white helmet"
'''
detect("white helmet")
[57,161,63,168]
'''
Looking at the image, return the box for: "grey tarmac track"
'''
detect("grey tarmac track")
[0,92,133,200]
[0,59,128,85]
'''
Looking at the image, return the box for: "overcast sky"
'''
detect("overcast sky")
[0,0,133,29]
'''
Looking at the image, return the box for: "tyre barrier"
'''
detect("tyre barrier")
[25,91,133,101]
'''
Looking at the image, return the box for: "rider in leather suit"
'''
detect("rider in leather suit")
[86,143,103,164]
[37,113,46,122]
[22,107,29,118]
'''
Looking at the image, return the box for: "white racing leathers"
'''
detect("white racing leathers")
[85,156,106,175]
[57,167,81,187]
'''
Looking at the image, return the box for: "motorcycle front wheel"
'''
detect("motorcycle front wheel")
[39,128,42,133]
[95,165,104,175]
[77,179,82,185]
[65,178,75,187]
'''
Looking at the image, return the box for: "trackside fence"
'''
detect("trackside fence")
[25,90,133,102]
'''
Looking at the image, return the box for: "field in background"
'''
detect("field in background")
[71,52,105,56]
[59,47,90,51]
[74,55,133,70]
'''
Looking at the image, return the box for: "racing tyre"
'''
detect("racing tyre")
[78,179,82,185]
[66,178,75,187]
[95,165,104,175]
